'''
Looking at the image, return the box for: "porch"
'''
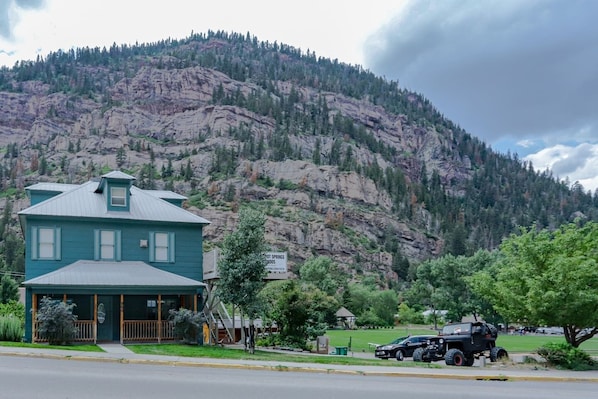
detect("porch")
[31,292,200,344]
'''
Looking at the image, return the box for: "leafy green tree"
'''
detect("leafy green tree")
[397,302,425,324]
[272,280,309,347]
[36,297,77,345]
[469,222,598,348]
[405,251,493,327]
[217,207,268,353]
[299,256,346,296]
[371,290,398,326]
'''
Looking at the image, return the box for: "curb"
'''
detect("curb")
[2,350,598,383]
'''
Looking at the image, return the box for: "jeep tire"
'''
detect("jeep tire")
[412,347,425,362]
[490,346,508,362]
[445,348,466,366]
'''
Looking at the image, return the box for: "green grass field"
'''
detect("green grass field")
[325,326,598,353]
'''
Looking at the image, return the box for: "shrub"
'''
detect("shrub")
[537,342,596,370]
[169,308,206,344]
[36,297,78,345]
[0,300,25,325]
[0,316,23,341]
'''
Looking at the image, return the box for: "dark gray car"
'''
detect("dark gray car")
[375,335,436,361]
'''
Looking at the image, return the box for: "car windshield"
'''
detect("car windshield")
[442,323,471,335]
[388,336,409,345]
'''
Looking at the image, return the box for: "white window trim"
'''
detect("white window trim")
[149,232,175,263]
[31,226,61,260]
[111,187,126,207]
[94,229,122,261]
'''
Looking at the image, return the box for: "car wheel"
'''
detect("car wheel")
[445,348,465,366]
[395,349,405,361]
[490,346,508,362]
[412,347,425,362]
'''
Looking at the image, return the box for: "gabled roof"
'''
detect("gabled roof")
[336,307,355,318]
[19,180,210,225]
[101,171,136,180]
[23,260,206,289]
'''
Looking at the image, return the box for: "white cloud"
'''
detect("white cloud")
[524,143,598,193]
[0,0,406,68]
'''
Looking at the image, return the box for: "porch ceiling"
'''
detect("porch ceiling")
[23,260,206,290]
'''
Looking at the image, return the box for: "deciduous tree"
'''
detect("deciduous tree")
[470,222,598,347]
[217,207,268,353]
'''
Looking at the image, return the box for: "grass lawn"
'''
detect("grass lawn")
[325,326,598,354]
[0,341,103,352]
[125,343,441,368]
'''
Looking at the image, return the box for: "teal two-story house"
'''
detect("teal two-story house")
[19,171,210,343]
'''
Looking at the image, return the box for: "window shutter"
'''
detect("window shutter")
[31,227,38,260]
[149,232,155,262]
[54,227,61,260]
[115,230,122,261]
[94,229,100,261]
[169,232,175,263]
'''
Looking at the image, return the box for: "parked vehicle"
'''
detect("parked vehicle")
[375,335,437,361]
[413,322,508,366]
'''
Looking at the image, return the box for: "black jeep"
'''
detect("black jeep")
[412,321,508,366]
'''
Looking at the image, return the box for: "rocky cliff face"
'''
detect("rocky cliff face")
[0,40,479,286]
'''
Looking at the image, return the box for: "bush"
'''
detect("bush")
[537,342,596,370]
[36,297,78,345]
[169,308,206,344]
[0,300,25,325]
[0,316,23,341]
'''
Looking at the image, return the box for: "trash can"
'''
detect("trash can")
[336,346,348,356]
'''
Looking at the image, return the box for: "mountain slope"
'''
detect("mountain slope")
[1,31,596,286]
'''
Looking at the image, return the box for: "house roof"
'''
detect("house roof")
[145,190,188,201]
[336,306,355,318]
[19,180,209,225]
[23,260,206,289]
[25,182,80,193]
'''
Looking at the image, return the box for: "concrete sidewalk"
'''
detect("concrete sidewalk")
[1,344,598,382]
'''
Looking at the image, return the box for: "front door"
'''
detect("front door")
[97,296,114,341]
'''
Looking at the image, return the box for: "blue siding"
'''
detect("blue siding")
[29,191,62,205]
[24,217,204,281]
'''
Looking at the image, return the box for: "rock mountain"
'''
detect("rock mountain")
[1,31,596,286]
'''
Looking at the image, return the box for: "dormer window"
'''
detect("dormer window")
[111,187,126,207]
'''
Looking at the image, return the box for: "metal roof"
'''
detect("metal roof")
[23,260,206,288]
[19,181,210,225]
[101,171,136,180]
[25,182,79,193]
[145,190,188,200]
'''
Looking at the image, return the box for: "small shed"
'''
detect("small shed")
[336,307,356,329]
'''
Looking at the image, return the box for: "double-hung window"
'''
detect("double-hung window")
[94,229,121,261]
[31,226,61,260]
[149,232,175,263]
[110,187,126,207]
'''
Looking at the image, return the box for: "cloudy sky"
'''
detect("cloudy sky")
[1,0,597,192]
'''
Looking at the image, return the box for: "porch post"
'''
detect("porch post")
[93,294,98,344]
[157,294,162,343]
[193,294,197,313]
[32,293,37,343]
[120,295,124,344]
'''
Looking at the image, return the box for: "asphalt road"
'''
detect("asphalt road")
[1,355,596,399]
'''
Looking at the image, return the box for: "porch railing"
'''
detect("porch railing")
[33,320,175,343]
[33,320,95,343]
[122,320,175,342]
